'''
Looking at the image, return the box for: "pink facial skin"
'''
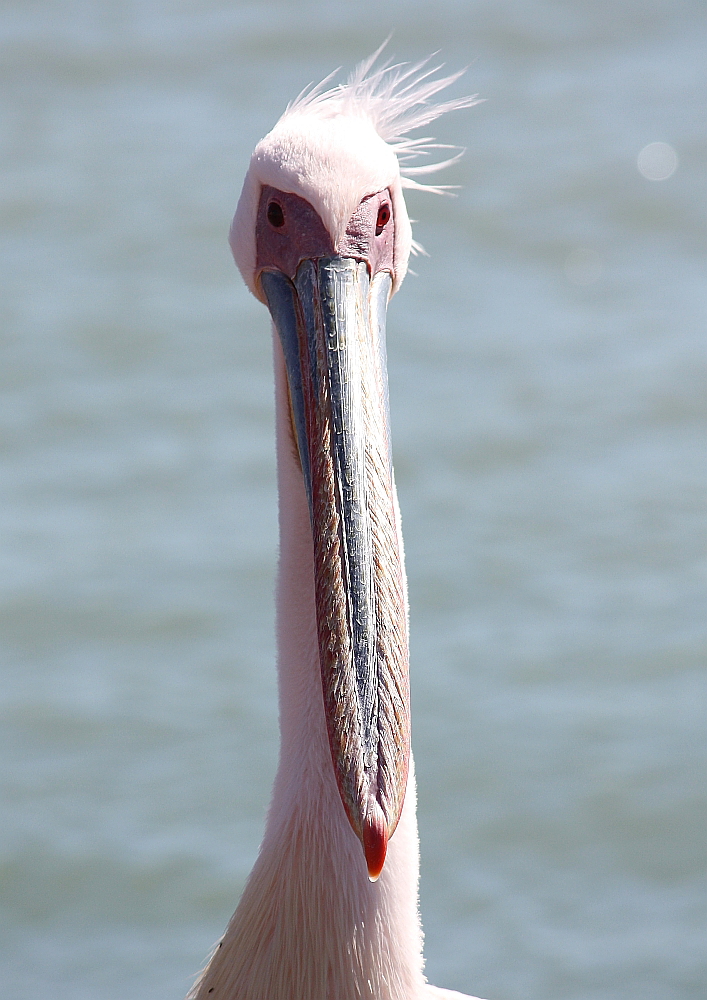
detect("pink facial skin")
[255,185,395,285]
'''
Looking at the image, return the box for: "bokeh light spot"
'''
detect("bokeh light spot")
[637,142,678,181]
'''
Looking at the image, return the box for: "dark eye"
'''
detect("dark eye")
[375,203,390,236]
[267,201,285,228]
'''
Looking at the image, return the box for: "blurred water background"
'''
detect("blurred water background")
[1,2,705,998]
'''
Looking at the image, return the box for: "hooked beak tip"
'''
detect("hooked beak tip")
[363,801,388,881]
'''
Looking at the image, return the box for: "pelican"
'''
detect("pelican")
[189,49,484,1000]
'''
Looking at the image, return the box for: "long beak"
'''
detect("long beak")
[261,257,410,880]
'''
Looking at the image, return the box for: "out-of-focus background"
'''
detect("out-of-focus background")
[1,2,705,998]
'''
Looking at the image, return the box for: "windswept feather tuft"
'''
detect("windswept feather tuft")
[283,42,481,196]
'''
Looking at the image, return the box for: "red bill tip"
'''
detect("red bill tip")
[363,804,388,881]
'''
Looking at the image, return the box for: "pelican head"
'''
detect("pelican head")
[230,50,477,880]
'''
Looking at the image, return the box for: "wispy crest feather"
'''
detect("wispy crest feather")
[284,42,480,196]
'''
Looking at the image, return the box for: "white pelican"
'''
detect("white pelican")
[189,49,484,1000]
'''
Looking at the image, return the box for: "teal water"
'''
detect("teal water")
[1,3,705,998]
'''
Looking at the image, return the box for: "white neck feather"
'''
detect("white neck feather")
[190,333,426,1000]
